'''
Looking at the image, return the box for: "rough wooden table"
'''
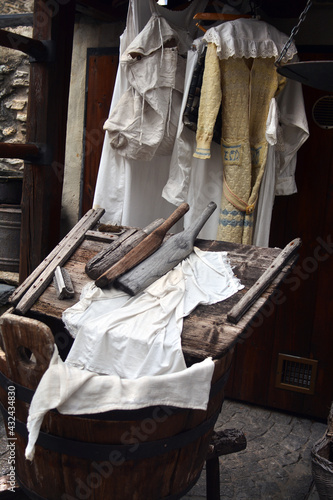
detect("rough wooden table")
[28,233,296,364]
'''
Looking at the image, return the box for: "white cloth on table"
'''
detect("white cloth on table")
[63,248,243,377]
[25,248,243,460]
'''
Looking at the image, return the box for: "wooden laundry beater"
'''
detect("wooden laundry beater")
[95,202,190,288]
[114,201,217,296]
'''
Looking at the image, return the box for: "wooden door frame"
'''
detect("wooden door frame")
[80,47,119,217]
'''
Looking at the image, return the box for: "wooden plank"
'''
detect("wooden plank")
[0,13,33,29]
[86,218,164,280]
[85,230,119,243]
[0,28,49,60]
[227,238,302,324]
[115,202,216,295]
[85,227,138,278]
[13,208,104,315]
[0,142,40,160]
[10,208,104,306]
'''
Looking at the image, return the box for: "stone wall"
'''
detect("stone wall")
[0,1,33,173]
[0,0,33,14]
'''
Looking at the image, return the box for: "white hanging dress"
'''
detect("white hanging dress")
[93,0,208,229]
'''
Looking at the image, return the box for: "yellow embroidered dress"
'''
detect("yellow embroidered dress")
[194,19,297,244]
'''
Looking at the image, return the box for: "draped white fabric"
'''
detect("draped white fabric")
[25,248,243,460]
[93,0,208,230]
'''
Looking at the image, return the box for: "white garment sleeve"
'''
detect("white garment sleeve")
[252,145,276,247]
[161,45,199,206]
[253,77,309,247]
[275,78,309,196]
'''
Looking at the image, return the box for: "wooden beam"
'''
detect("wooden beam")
[227,238,301,324]
[0,13,33,29]
[0,28,51,61]
[19,0,76,281]
[0,142,40,160]
[11,208,104,306]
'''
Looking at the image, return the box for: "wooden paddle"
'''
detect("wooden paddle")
[85,218,165,280]
[115,201,217,296]
[95,202,190,288]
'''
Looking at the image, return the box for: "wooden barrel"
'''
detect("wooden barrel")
[0,313,234,500]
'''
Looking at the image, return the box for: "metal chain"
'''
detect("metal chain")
[275,0,313,66]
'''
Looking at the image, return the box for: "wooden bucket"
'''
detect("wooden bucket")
[0,313,234,500]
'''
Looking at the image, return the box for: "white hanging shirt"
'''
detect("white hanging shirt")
[103,14,187,162]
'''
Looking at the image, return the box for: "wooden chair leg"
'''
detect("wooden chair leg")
[206,456,220,500]
[206,428,247,499]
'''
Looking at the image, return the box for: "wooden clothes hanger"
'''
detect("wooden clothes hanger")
[193,1,256,33]
[193,12,252,21]
[194,12,253,33]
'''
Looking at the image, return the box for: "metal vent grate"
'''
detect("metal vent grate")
[276,354,318,395]
[312,96,333,129]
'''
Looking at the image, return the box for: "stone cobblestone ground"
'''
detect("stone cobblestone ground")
[184,399,326,500]
[0,399,327,498]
